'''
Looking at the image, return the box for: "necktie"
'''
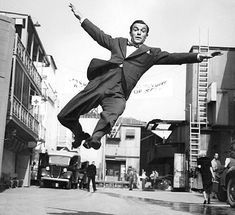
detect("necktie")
[127,41,140,48]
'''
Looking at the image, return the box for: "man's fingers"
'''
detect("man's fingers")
[211,51,223,57]
[199,51,223,60]
[69,3,74,10]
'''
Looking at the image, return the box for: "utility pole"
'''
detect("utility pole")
[102,136,106,181]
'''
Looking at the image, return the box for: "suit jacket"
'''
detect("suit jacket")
[81,19,201,100]
[86,164,96,177]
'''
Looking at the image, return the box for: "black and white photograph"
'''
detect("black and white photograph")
[0,0,235,214]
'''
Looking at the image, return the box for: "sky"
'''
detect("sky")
[1,0,235,122]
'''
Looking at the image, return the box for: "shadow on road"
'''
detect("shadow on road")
[102,192,234,215]
[47,207,113,215]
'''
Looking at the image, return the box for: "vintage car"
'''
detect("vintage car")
[214,163,235,208]
[214,147,235,208]
[225,165,235,207]
[39,149,81,189]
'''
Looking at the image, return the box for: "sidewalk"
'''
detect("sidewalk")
[99,188,227,206]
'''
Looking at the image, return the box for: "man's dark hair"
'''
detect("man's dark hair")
[130,20,149,34]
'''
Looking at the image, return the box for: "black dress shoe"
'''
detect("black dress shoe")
[83,138,101,150]
[72,139,82,149]
[90,140,101,150]
[207,198,210,204]
[203,200,207,204]
[72,132,90,148]
[83,138,92,149]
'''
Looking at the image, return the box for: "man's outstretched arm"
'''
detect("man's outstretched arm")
[198,51,223,61]
[155,50,223,65]
[68,3,113,50]
[69,3,84,22]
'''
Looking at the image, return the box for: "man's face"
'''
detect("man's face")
[214,153,219,159]
[130,23,148,45]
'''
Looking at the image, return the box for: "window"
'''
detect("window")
[125,129,135,139]
[14,63,23,100]
[22,75,30,107]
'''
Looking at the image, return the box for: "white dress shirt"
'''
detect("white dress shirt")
[126,45,138,57]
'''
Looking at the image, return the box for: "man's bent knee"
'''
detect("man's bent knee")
[57,112,63,123]
[57,112,67,125]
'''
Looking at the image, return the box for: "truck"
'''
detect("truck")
[38,149,81,189]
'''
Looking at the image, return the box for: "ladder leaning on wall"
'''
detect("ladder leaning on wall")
[189,45,210,169]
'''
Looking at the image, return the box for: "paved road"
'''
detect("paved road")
[0,187,234,215]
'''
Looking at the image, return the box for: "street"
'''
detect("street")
[0,187,234,215]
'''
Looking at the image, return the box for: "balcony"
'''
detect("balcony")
[9,96,39,138]
[13,34,42,92]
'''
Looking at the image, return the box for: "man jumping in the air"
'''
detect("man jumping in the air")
[57,3,222,150]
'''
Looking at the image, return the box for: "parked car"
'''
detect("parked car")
[214,147,235,208]
[77,161,89,189]
[215,166,235,208]
[225,166,235,207]
[39,149,81,189]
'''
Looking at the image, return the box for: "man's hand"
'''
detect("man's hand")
[198,51,223,61]
[69,3,83,21]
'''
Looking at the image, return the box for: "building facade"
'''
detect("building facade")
[140,120,186,177]
[186,46,235,166]
[0,11,58,187]
[138,46,235,190]
[105,117,145,181]
[165,45,235,188]
[0,15,15,185]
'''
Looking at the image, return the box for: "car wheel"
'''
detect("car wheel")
[227,178,235,208]
[73,183,78,189]
[66,181,71,189]
[217,183,227,202]
[39,181,44,188]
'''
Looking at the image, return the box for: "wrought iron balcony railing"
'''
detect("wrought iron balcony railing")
[13,34,42,91]
[11,96,39,136]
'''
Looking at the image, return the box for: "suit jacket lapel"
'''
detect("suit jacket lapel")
[119,38,128,58]
[119,39,151,59]
[126,44,151,59]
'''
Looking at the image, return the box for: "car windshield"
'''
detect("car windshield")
[49,155,71,166]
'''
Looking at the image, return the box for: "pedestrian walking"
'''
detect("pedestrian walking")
[86,161,97,192]
[211,153,222,181]
[153,170,159,189]
[57,2,222,150]
[197,152,215,204]
[133,170,138,189]
[141,170,148,190]
[211,153,223,198]
[128,169,134,190]
[150,170,155,188]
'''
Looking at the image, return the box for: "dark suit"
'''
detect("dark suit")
[57,18,201,141]
[86,163,96,191]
